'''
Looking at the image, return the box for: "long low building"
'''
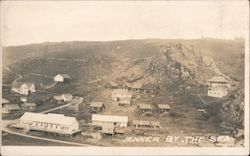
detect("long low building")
[92,114,128,128]
[19,112,79,135]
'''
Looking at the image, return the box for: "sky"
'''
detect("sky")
[1,1,248,46]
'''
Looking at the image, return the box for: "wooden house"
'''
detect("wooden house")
[53,95,64,104]
[157,104,171,115]
[21,103,36,111]
[141,83,160,94]
[67,96,84,112]
[12,82,36,95]
[90,102,105,113]
[105,81,119,89]
[137,103,153,116]
[2,104,20,114]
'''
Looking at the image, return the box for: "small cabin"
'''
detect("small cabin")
[53,95,64,104]
[105,81,119,89]
[54,74,71,83]
[2,104,20,114]
[21,103,36,111]
[157,104,171,114]
[12,82,36,95]
[137,103,153,116]
[141,83,160,94]
[90,102,105,113]
[68,96,84,112]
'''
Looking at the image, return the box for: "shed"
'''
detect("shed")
[137,103,153,116]
[21,103,36,111]
[2,104,20,114]
[157,104,171,113]
[90,102,105,113]
[105,81,119,89]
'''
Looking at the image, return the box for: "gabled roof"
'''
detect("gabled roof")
[157,104,171,109]
[208,76,228,82]
[137,103,152,110]
[92,114,128,123]
[2,98,9,104]
[12,82,34,88]
[21,103,36,107]
[62,94,73,100]
[90,102,104,108]
[20,112,77,125]
[4,104,20,111]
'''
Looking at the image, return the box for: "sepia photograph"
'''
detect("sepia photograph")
[1,0,249,155]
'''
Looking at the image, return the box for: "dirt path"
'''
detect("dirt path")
[4,66,23,84]
[39,103,73,114]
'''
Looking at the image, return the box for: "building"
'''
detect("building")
[141,83,160,94]
[132,120,161,129]
[67,96,84,112]
[112,89,132,102]
[208,85,228,98]
[130,83,143,92]
[105,81,119,89]
[61,94,73,102]
[207,76,230,87]
[12,82,36,95]
[157,104,171,114]
[92,114,128,128]
[53,95,64,104]
[54,74,71,82]
[2,98,9,105]
[90,102,105,113]
[53,94,73,104]
[2,104,20,114]
[101,123,115,135]
[137,103,153,116]
[20,97,28,102]
[19,112,79,135]
[21,103,36,111]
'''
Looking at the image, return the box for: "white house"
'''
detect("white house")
[92,114,128,128]
[54,74,71,82]
[207,76,230,88]
[19,112,79,135]
[12,82,36,95]
[208,85,228,98]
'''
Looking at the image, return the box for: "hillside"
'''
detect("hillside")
[2,38,245,131]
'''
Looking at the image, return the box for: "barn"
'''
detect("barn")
[19,112,79,135]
